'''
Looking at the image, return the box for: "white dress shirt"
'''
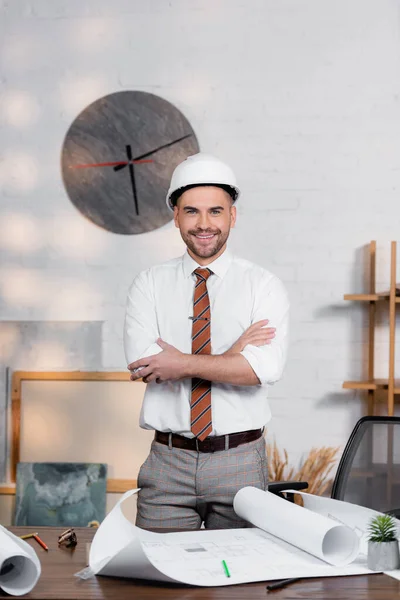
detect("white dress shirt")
[124,248,289,437]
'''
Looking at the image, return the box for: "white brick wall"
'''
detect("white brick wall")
[1,0,400,471]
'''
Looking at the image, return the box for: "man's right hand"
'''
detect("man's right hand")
[224,320,276,355]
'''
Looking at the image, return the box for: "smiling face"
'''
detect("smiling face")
[173,185,236,265]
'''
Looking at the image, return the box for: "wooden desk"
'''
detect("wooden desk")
[6,527,400,599]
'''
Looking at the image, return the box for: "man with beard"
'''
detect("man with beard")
[125,153,289,530]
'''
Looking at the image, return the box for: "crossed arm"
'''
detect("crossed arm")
[128,320,276,386]
[124,272,289,388]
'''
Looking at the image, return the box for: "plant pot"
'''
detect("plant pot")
[367,541,400,571]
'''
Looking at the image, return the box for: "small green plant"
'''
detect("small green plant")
[368,515,398,543]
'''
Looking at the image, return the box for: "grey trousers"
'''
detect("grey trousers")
[136,435,268,530]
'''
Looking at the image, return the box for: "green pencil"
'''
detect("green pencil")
[222,559,231,578]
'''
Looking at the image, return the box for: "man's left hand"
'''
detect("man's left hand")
[128,339,188,384]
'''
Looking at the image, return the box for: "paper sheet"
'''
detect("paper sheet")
[89,486,372,587]
[292,491,398,555]
[0,526,41,596]
[138,527,370,585]
[89,489,173,582]
[384,569,400,580]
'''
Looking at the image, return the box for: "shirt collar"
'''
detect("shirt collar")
[182,248,233,280]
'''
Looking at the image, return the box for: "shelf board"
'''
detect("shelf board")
[377,292,400,303]
[344,294,380,301]
[343,379,400,394]
[344,293,400,302]
[343,380,379,390]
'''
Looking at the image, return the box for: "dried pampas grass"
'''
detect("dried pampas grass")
[266,440,340,500]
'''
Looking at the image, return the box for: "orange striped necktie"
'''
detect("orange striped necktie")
[191,268,213,441]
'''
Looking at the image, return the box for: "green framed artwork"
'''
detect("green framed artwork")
[14,462,107,527]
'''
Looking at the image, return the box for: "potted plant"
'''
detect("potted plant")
[367,514,400,571]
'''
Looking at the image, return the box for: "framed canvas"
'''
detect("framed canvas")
[14,462,107,527]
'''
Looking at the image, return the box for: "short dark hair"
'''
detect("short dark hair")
[170,183,237,208]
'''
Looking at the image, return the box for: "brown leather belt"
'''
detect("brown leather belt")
[154,428,262,453]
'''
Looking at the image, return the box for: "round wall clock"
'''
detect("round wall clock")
[61,91,199,234]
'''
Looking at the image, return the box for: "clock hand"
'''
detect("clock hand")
[126,144,140,216]
[70,159,152,169]
[113,134,192,171]
[132,133,192,162]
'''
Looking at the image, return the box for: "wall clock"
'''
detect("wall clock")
[61,91,199,234]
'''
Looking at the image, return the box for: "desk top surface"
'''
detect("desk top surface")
[5,526,400,600]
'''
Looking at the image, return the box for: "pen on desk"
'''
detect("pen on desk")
[222,560,231,578]
[266,577,301,592]
[33,534,49,551]
[19,532,38,540]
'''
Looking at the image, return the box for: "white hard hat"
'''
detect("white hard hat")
[166,153,240,210]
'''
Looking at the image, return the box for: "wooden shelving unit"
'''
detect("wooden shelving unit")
[343,240,398,415]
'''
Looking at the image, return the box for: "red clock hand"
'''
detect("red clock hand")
[70,159,153,169]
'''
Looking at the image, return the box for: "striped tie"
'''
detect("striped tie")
[191,268,213,441]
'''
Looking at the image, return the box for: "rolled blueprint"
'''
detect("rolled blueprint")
[234,487,359,566]
[0,526,41,596]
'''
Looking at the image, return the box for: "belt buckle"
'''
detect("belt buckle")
[196,437,214,453]
[204,438,215,453]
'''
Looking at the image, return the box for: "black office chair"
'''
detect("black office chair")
[269,416,400,517]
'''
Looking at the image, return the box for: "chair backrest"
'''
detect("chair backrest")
[331,416,400,514]
[14,462,107,527]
